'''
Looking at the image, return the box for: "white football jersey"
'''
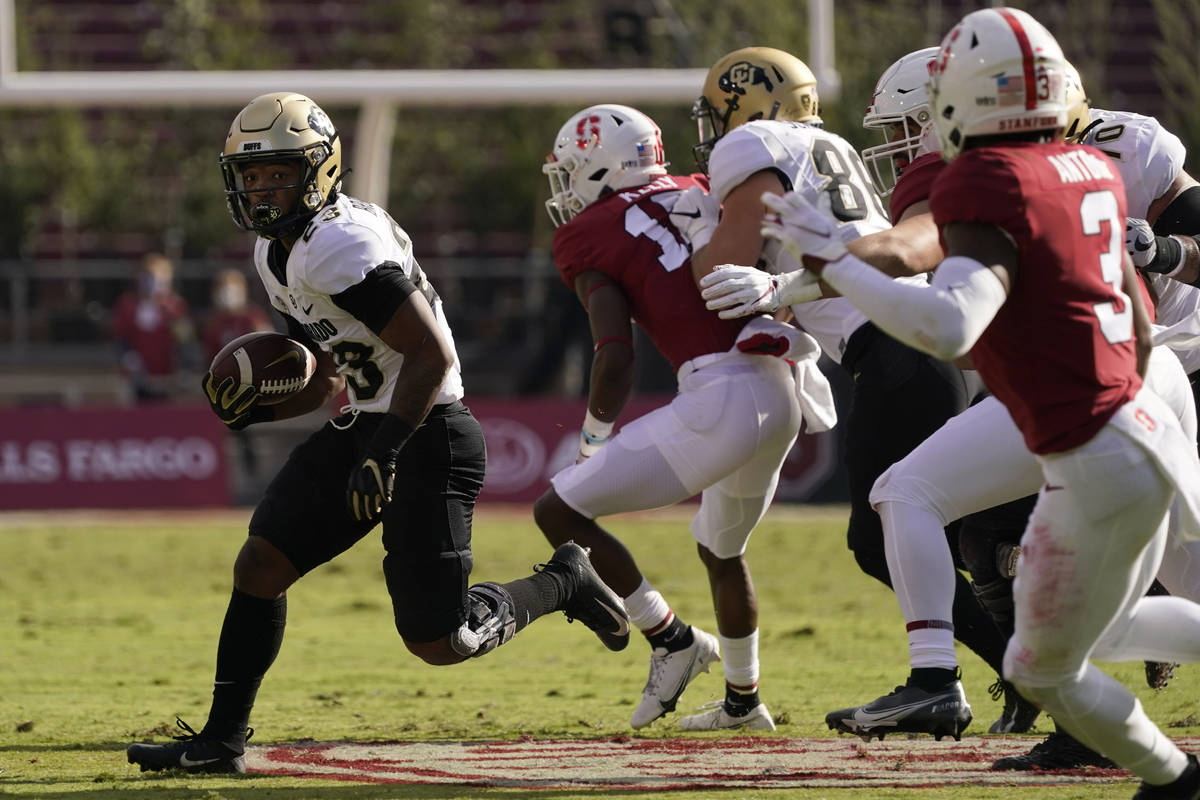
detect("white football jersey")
[253,194,464,413]
[708,120,907,362]
[1082,109,1200,373]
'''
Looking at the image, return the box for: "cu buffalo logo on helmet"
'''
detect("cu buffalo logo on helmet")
[719,61,775,95]
[308,107,335,138]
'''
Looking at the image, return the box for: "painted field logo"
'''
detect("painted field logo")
[243,736,1192,790]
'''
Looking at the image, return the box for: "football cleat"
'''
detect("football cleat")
[826,677,972,741]
[990,729,1116,771]
[1132,753,1200,799]
[536,541,630,651]
[126,718,248,774]
[679,699,777,731]
[1146,660,1179,691]
[986,677,1041,734]
[630,627,721,729]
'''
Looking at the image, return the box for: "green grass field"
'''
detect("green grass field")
[1,505,1195,799]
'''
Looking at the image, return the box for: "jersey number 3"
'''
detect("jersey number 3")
[1082,190,1133,345]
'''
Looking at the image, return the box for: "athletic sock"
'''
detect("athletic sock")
[206,588,287,747]
[909,666,959,692]
[500,572,563,633]
[624,577,672,631]
[646,613,694,652]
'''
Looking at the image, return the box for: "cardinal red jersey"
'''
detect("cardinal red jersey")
[552,174,746,370]
[930,141,1141,455]
[890,152,946,222]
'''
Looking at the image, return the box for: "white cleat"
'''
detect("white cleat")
[679,700,777,731]
[630,627,721,729]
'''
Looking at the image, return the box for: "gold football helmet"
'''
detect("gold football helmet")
[1062,61,1092,142]
[219,92,343,240]
[693,46,820,172]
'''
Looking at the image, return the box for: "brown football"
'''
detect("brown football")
[208,331,316,406]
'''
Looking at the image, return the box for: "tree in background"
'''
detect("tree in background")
[1152,0,1200,177]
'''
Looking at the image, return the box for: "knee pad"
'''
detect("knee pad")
[449,582,517,658]
[959,512,1026,585]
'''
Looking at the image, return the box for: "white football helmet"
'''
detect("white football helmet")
[861,47,941,196]
[543,104,668,227]
[929,7,1068,160]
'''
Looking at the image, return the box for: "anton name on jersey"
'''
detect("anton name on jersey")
[1047,150,1114,184]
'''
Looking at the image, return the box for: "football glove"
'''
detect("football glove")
[202,372,272,431]
[1126,217,1184,274]
[1125,217,1158,268]
[699,264,822,319]
[760,191,848,265]
[346,415,414,523]
[669,185,721,251]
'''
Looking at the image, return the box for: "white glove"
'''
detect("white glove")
[699,264,822,319]
[1125,217,1157,268]
[669,186,721,251]
[760,191,848,264]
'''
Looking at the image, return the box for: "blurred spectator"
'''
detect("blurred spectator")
[110,252,196,403]
[202,268,274,361]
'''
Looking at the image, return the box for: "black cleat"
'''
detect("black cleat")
[126,718,248,774]
[536,541,630,651]
[1133,753,1200,799]
[1146,660,1179,691]
[987,677,1041,733]
[825,677,972,742]
[990,729,1116,771]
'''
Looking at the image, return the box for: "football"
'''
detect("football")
[208,331,316,406]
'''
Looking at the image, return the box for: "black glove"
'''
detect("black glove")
[202,372,274,431]
[346,415,415,523]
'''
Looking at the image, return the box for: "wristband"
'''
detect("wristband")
[1145,235,1184,275]
[582,409,614,443]
[228,403,276,431]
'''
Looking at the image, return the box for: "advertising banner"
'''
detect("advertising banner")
[0,405,229,509]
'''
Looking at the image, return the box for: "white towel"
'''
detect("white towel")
[735,317,838,433]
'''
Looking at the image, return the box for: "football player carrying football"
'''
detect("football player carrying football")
[126,93,628,775]
[762,9,1200,797]
[533,103,834,731]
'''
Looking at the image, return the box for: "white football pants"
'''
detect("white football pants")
[552,352,801,559]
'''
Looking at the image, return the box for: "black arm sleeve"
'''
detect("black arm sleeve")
[331,262,418,336]
[1153,185,1200,235]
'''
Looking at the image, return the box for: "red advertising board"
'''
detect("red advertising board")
[0,405,230,509]
[0,397,839,510]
